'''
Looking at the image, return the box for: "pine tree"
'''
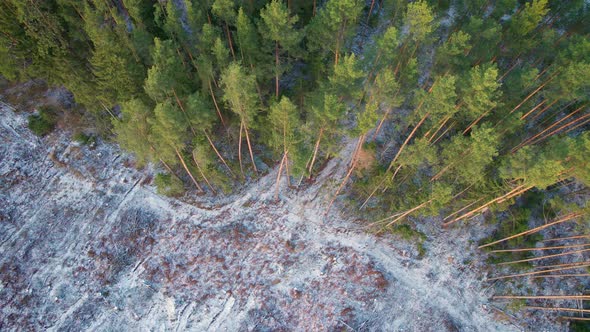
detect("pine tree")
[144,38,192,102]
[221,62,260,176]
[306,91,346,177]
[259,0,302,97]
[268,96,304,198]
[149,99,203,192]
[236,7,263,70]
[404,0,437,46]
[306,0,363,65]
[113,98,154,167]
[459,63,502,131]
[211,0,237,59]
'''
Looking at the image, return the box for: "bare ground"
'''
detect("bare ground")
[0,100,566,331]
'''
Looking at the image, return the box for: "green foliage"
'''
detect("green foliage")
[220,62,259,127]
[459,63,502,122]
[327,53,364,102]
[404,0,437,44]
[114,99,154,167]
[73,132,95,145]
[28,107,57,136]
[154,173,185,197]
[268,96,306,176]
[306,0,363,63]
[144,38,191,101]
[415,75,457,123]
[435,30,472,73]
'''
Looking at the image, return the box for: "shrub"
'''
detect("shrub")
[73,132,95,145]
[154,173,185,197]
[28,106,57,136]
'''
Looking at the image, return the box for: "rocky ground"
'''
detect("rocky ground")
[0,94,572,331]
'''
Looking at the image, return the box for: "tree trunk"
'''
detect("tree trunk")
[275,152,287,201]
[524,307,590,314]
[367,0,376,23]
[444,185,534,226]
[308,127,324,178]
[490,243,590,253]
[275,40,280,98]
[478,212,583,249]
[487,262,590,281]
[204,131,235,177]
[172,88,197,137]
[510,72,558,114]
[373,107,391,140]
[512,104,587,152]
[497,248,590,266]
[520,99,548,120]
[238,122,245,179]
[367,199,432,228]
[192,152,216,194]
[527,112,590,147]
[225,22,236,60]
[326,135,364,215]
[174,147,203,192]
[542,234,590,243]
[243,122,258,173]
[494,295,590,300]
[386,112,429,173]
[208,80,226,128]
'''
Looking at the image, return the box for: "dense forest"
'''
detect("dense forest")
[1,0,589,230]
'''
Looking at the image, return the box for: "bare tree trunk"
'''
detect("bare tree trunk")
[542,234,590,243]
[172,89,198,137]
[326,135,365,215]
[524,307,590,314]
[512,104,587,152]
[174,147,203,192]
[238,122,245,179]
[367,0,376,23]
[275,152,287,201]
[510,72,558,114]
[488,262,590,281]
[527,111,590,146]
[520,99,548,120]
[497,248,590,266]
[243,123,258,173]
[490,243,590,253]
[308,127,324,178]
[225,22,236,60]
[444,185,534,226]
[208,80,226,128]
[192,152,216,194]
[386,112,429,173]
[275,41,280,98]
[494,295,590,300]
[204,131,235,177]
[478,212,583,249]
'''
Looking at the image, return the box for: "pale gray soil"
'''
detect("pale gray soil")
[0,99,566,331]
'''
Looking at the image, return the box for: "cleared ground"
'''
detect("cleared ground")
[0,102,553,331]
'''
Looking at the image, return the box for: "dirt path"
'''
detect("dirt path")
[0,103,552,331]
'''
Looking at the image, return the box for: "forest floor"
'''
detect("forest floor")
[0,90,569,331]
